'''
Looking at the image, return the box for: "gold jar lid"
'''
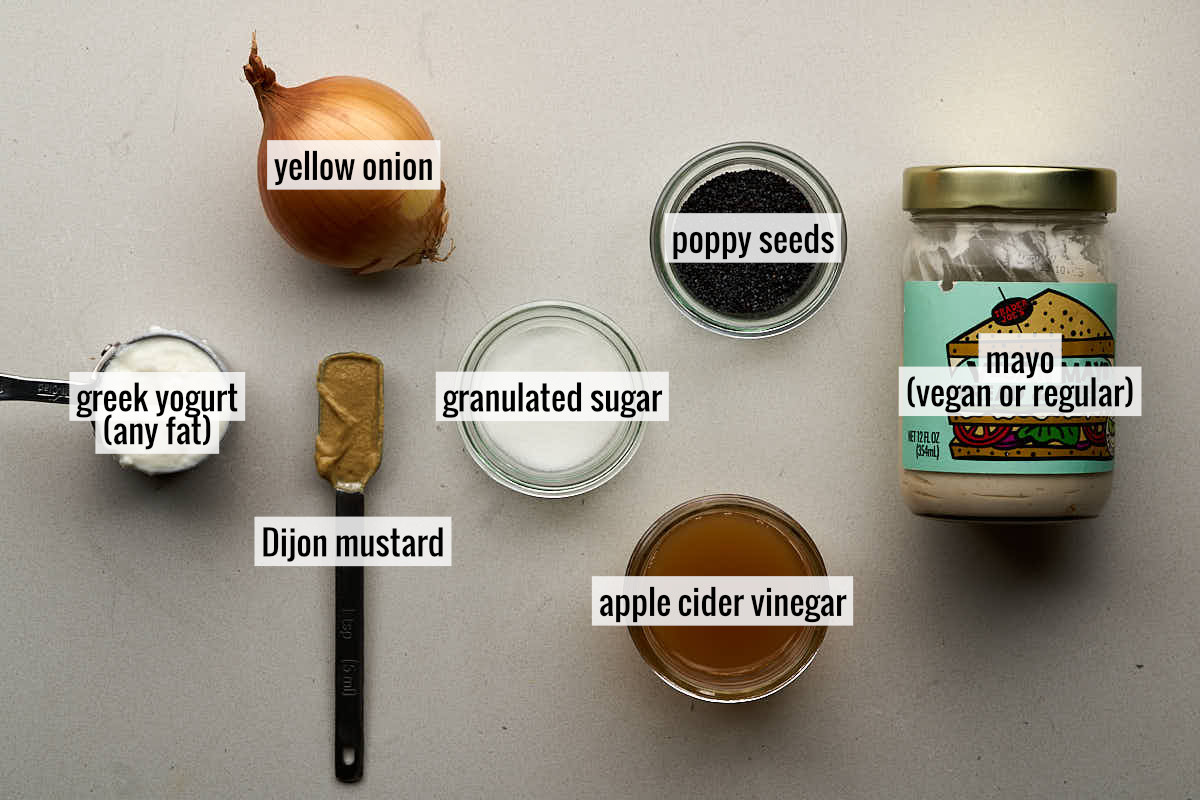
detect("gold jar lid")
[903,166,1116,212]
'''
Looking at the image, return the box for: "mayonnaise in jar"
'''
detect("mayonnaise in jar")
[899,166,1117,520]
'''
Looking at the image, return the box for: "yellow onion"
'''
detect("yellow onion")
[244,34,449,274]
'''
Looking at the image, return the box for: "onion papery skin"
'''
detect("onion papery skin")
[246,39,449,274]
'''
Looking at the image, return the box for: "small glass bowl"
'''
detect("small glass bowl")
[456,300,647,498]
[650,141,847,338]
[626,494,828,702]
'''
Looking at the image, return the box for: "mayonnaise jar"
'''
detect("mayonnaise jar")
[899,166,1117,520]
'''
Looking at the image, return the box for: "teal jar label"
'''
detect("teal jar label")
[901,281,1117,474]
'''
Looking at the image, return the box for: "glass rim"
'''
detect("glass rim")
[456,299,647,498]
[625,494,829,702]
[650,141,847,339]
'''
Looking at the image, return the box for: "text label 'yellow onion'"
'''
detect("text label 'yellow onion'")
[244,35,449,274]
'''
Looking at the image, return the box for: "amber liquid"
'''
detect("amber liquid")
[641,508,814,682]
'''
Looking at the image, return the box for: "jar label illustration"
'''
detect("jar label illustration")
[901,281,1117,474]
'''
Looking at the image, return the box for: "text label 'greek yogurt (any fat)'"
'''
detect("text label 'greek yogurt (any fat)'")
[69,371,245,455]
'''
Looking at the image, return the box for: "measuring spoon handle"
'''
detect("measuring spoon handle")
[0,374,70,404]
[334,489,365,783]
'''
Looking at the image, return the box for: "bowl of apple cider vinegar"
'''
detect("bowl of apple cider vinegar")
[626,495,828,702]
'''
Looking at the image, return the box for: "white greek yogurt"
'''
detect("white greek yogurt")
[101,331,227,474]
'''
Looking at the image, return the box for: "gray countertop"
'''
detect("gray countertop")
[2,1,1198,797]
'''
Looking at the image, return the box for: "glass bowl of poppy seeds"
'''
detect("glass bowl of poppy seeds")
[650,141,846,338]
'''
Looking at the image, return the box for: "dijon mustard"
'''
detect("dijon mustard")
[315,353,383,491]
